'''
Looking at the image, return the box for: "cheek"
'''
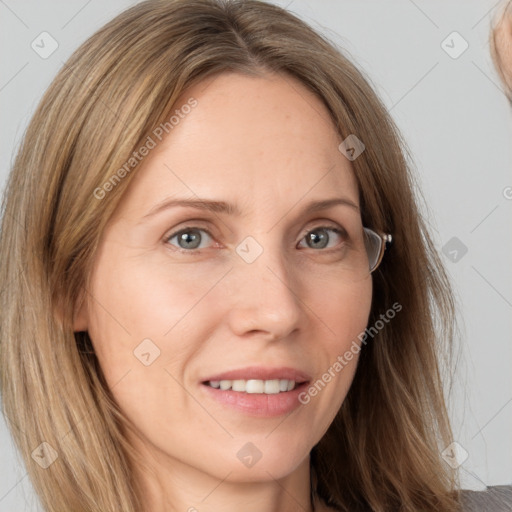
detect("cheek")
[86,249,210,348]
[314,275,373,351]
[84,247,226,396]
[300,277,372,431]
[84,249,170,382]
[84,251,202,438]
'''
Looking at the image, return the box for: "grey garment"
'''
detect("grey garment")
[459,485,512,511]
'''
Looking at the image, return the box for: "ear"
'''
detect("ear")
[73,288,89,332]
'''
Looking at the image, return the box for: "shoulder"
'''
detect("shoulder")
[459,485,512,511]
[315,486,512,511]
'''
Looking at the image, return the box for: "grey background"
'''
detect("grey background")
[1,0,511,510]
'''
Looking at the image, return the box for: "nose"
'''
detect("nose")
[225,242,303,341]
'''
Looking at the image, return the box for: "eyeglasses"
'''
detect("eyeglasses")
[364,227,392,274]
[330,226,392,283]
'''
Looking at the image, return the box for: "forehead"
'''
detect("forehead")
[114,72,359,220]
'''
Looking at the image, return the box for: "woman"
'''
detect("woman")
[0,0,465,510]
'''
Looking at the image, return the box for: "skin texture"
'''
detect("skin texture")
[74,71,373,512]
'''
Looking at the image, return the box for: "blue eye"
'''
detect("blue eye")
[297,226,347,250]
[165,225,348,253]
[166,227,214,251]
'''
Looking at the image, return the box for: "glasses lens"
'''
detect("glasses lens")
[332,227,381,283]
[363,228,383,272]
[319,227,385,283]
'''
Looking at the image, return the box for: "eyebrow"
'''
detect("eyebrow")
[141,197,360,221]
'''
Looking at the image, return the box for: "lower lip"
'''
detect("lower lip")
[200,382,309,417]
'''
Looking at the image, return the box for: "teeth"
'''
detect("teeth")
[264,380,280,394]
[219,380,231,390]
[206,379,298,393]
[246,379,264,393]
[232,379,246,392]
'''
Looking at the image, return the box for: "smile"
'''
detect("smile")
[205,378,297,394]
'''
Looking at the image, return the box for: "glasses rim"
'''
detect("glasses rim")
[363,227,392,274]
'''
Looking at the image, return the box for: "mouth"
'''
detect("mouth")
[199,367,311,417]
[201,366,311,395]
[200,366,311,395]
[202,378,303,394]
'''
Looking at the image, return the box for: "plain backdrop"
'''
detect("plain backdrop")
[1,0,511,510]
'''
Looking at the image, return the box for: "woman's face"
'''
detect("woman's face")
[75,71,372,487]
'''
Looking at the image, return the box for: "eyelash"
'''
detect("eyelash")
[164,223,349,254]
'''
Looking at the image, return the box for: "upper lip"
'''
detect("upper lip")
[201,366,311,384]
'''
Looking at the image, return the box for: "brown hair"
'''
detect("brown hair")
[0,0,461,510]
